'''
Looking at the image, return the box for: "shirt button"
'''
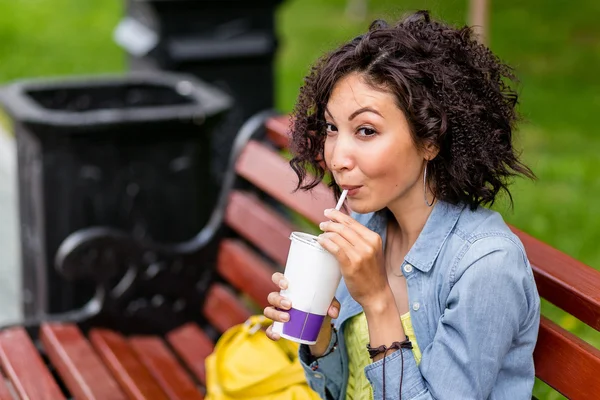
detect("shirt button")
[314,373,323,379]
[412,302,420,311]
[404,264,413,273]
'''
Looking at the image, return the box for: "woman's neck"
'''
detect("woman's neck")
[386,196,436,254]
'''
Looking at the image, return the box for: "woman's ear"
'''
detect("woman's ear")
[423,140,440,161]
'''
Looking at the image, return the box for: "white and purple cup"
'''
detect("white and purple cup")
[272,232,342,345]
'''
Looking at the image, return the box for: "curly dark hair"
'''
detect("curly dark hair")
[289,10,535,210]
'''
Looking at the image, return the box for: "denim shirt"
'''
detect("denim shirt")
[298,200,541,399]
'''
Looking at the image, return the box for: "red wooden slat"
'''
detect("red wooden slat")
[0,327,65,400]
[0,374,13,400]
[40,323,127,400]
[265,115,292,149]
[236,140,336,225]
[88,329,168,400]
[534,316,600,399]
[226,190,294,266]
[203,284,252,333]
[511,226,600,331]
[129,336,204,400]
[166,323,214,385]
[218,239,278,309]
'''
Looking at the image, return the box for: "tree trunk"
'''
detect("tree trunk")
[469,0,490,45]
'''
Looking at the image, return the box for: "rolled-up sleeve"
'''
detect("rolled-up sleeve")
[298,329,346,398]
[364,238,539,399]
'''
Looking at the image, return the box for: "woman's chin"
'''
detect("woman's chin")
[346,199,379,215]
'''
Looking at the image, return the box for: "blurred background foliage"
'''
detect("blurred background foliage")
[0,0,598,398]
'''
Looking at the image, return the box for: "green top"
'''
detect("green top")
[344,311,421,399]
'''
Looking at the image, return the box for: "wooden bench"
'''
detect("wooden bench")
[0,112,598,399]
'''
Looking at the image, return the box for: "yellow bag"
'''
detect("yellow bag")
[205,315,321,400]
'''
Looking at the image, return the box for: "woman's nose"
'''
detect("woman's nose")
[328,135,355,172]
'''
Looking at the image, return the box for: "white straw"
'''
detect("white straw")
[335,189,348,211]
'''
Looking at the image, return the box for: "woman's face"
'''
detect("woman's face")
[324,72,430,214]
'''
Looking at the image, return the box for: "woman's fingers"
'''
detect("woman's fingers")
[265,290,292,323]
[323,208,367,232]
[319,218,362,243]
[271,272,288,289]
[322,208,382,250]
[317,231,359,265]
[319,220,368,256]
[265,272,291,338]
[267,291,292,309]
[266,324,280,341]
[264,305,290,322]
[328,297,341,319]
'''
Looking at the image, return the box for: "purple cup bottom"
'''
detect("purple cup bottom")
[281,308,326,342]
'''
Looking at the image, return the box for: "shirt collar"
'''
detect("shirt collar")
[336,201,465,325]
[360,200,465,273]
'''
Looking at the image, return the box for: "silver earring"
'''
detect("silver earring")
[423,162,434,207]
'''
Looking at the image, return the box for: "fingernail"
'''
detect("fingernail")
[281,299,291,308]
[319,222,326,230]
[279,280,287,290]
[324,208,332,216]
[281,313,290,322]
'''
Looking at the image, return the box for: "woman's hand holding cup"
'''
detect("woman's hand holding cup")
[264,272,341,356]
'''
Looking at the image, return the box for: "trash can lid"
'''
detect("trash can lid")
[0,71,232,128]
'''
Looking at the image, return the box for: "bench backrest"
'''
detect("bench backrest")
[209,115,600,399]
[0,114,596,399]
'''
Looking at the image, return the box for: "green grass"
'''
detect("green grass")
[0,1,124,82]
[1,1,598,398]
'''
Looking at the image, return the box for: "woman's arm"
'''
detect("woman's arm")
[363,288,406,361]
[298,327,346,399]
[318,208,406,350]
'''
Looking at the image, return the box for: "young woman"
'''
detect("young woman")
[264,10,541,399]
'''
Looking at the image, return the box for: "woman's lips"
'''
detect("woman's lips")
[340,185,362,197]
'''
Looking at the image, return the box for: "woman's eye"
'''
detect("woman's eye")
[358,127,377,137]
[325,123,338,134]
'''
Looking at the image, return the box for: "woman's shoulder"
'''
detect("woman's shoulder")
[453,205,525,252]
[450,204,536,289]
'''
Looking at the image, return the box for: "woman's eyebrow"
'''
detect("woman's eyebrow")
[349,107,383,121]
[325,107,383,121]
[325,108,335,121]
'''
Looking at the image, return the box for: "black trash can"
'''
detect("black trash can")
[114,0,283,180]
[0,72,232,318]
